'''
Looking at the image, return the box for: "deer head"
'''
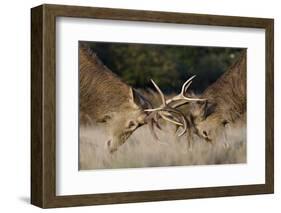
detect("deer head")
[104,88,149,153]
[186,100,231,143]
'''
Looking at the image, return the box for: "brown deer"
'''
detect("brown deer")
[147,50,246,148]
[79,44,149,153]
[186,50,247,144]
[79,44,199,152]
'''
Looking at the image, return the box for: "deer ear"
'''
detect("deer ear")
[129,88,152,109]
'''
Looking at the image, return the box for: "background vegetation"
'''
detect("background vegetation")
[85,41,243,93]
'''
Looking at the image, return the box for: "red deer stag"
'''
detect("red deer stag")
[79,44,200,152]
[147,50,246,148]
[186,50,247,144]
[79,45,149,153]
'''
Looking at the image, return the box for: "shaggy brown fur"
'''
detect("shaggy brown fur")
[80,45,132,124]
[79,44,147,152]
[187,50,246,143]
[202,50,246,122]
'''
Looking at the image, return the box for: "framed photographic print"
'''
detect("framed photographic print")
[31,4,274,208]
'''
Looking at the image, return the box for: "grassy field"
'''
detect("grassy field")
[79,122,246,170]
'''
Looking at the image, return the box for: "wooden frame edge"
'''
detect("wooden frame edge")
[265,19,274,194]
[31,5,44,208]
[31,4,274,208]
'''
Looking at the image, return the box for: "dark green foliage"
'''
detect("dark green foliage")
[84,41,242,94]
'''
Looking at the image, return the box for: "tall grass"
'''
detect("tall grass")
[79,123,246,170]
[79,89,246,170]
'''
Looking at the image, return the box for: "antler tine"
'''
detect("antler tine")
[165,107,188,137]
[144,79,167,112]
[144,79,190,138]
[160,107,188,137]
[159,112,183,126]
[150,79,166,105]
[184,80,192,94]
[177,114,187,137]
[166,76,205,106]
[181,75,196,95]
[144,107,163,112]
[181,75,206,101]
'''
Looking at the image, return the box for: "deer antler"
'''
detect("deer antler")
[145,76,205,139]
[166,75,205,108]
[145,80,188,138]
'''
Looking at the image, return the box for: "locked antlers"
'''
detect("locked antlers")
[145,76,205,139]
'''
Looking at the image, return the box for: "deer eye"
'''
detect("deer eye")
[222,120,229,126]
[99,115,111,123]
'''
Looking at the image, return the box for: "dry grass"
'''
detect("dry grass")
[79,89,246,170]
[79,123,246,170]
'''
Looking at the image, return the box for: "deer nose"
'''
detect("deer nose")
[203,130,208,137]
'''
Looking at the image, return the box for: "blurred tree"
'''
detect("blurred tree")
[84,41,242,94]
